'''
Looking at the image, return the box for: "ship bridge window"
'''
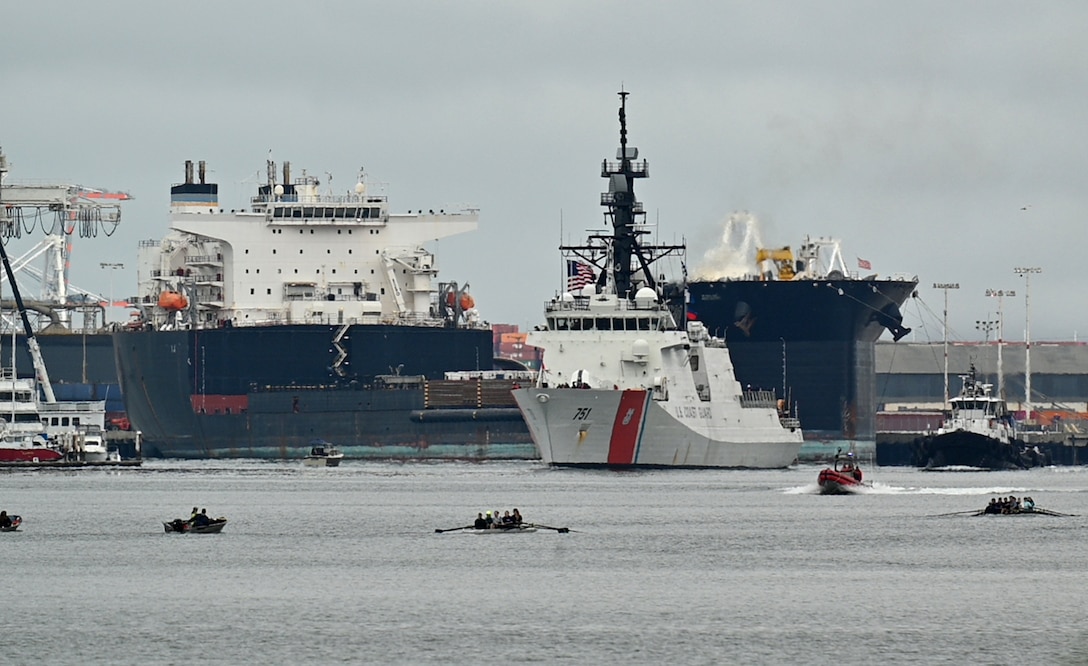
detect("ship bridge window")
[370,207,381,218]
[360,207,370,219]
[638,318,650,330]
[596,318,611,331]
[292,208,302,218]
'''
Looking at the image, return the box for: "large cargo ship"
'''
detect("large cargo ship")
[112,159,534,459]
[686,230,917,444]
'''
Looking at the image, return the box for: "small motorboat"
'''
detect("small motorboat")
[304,441,343,467]
[163,517,228,534]
[817,449,866,495]
[1,515,22,532]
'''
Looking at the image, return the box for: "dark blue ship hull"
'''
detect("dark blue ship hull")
[112,324,535,459]
[687,278,917,441]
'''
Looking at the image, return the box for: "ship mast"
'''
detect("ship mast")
[562,91,684,302]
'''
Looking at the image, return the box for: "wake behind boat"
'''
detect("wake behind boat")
[513,92,803,469]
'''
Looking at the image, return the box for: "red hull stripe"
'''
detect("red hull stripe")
[607,390,649,465]
[190,395,249,415]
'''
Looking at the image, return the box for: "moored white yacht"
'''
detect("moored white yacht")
[513,92,803,469]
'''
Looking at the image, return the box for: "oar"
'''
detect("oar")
[528,523,572,533]
[1034,509,1077,517]
[435,525,474,533]
[930,509,984,517]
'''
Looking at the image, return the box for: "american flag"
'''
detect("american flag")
[857,257,872,271]
[566,260,595,291]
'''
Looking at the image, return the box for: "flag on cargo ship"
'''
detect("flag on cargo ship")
[566,260,596,291]
[857,257,872,270]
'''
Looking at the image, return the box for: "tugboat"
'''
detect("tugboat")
[817,448,866,494]
[513,91,804,469]
[915,365,1046,470]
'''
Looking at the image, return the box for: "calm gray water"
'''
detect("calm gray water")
[3,460,1087,665]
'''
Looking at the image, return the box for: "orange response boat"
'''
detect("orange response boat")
[817,449,865,494]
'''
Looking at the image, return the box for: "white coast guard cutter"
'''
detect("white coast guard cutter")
[512,92,803,468]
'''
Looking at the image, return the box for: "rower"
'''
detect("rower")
[474,513,488,529]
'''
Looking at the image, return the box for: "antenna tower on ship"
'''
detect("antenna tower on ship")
[560,91,684,303]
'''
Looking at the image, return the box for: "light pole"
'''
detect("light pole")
[985,288,1013,398]
[100,262,124,324]
[1013,267,1041,420]
[933,282,959,406]
[975,318,998,385]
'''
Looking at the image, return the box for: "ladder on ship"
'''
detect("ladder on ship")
[331,324,350,377]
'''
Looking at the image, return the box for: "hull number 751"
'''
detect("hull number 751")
[573,407,592,420]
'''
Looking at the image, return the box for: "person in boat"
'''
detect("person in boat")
[474,513,488,530]
[484,511,493,528]
[193,508,212,527]
[493,509,502,529]
[984,498,1000,514]
[0,511,11,529]
[1022,496,1036,512]
[188,506,200,524]
[501,510,514,526]
[512,508,522,525]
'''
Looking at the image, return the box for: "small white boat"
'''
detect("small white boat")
[304,441,343,467]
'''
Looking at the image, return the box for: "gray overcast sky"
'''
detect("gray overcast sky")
[2,1,1085,342]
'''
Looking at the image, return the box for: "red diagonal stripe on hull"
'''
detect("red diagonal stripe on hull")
[607,390,647,465]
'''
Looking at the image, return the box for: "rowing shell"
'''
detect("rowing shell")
[463,526,538,534]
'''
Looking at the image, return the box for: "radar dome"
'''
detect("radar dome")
[355,181,366,195]
[273,184,284,196]
[633,286,657,307]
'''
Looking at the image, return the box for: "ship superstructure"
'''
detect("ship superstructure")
[513,92,803,468]
[135,159,479,334]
